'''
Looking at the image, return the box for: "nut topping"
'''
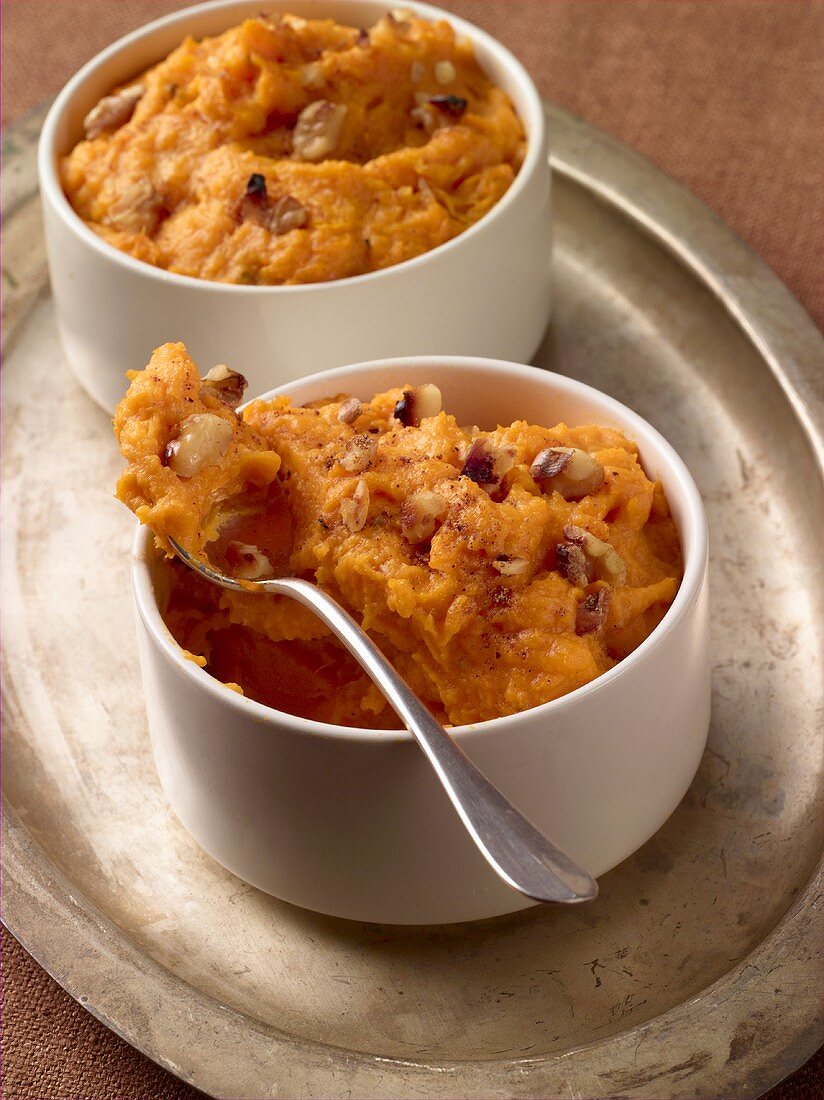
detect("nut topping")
[83,83,144,140]
[339,433,378,473]
[492,556,528,576]
[292,100,347,161]
[267,194,310,233]
[393,384,442,427]
[337,396,362,424]
[163,413,233,477]
[460,439,515,491]
[238,175,308,234]
[410,105,437,133]
[225,541,272,580]
[107,177,163,234]
[410,60,426,83]
[575,589,612,636]
[201,365,248,408]
[340,479,370,532]
[411,94,467,133]
[555,542,591,587]
[435,60,457,85]
[563,525,627,586]
[300,61,325,89]
[428,94,468,117]
[400,489,447,543]
[531,447,604,500]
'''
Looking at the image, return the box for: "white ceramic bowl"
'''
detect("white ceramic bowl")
[38,0,551,414]
[131,356,711,925]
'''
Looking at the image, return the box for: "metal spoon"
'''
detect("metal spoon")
[170,538,598,905]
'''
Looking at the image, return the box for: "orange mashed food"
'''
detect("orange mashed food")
[114,343,682,727]
[62,10,525,285]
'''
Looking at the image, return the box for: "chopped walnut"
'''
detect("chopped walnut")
[400,489,447,543]
[530,447,604,500]
[225,541,272,580]
[268,194,309,233]
[292,101,347,162]
[107,177,163,234]
[163,413,233,477]
[337,396,362,424]
[563,525,627,586]
[411,93,467,133]
[410,104,437,133]
[410,60,426,83]
[429,94,468,117]
[300,61,325,89]
[339,433,378,473]
[575,589,612,635]
[83,83,144,140]
[555,542,591,587]
[201,365,247,408]
[460,439,516,492]
[238,175,308,234]
[492,556,528,576]
[393,384,442,427]
[340,479,370,532]
[435,60,457,85]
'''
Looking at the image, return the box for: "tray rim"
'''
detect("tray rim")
[2,99,822,1099]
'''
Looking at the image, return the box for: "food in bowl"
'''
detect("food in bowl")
[61,8,526,286]
[115,343,683,727]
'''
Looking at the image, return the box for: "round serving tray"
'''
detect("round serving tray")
[2,101,822,1099]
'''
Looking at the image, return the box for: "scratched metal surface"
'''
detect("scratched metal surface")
[2,103,822,1099]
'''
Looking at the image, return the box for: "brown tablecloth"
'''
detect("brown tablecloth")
[1,2,821,1097]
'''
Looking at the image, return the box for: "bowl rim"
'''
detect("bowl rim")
[131,355,709,744]
[37,0,547,296]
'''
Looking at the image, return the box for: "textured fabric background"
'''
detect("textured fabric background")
[1,1,821,1097]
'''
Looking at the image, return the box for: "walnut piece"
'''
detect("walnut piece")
[340,479,370,532]
[225,541,272,580]
[337,396,362,424]
[492,556,528,576]
[530,447,604,500]
[393,384,442,427]
[292,101,347,162]
[339,433,378,473]
[300,62,325,90]
[107,177,163,234]
[460,439,516,493]
[563,525,627,586]
[410,105,437,133]
[575,589,612,635]
[201,365,247,408]
[83,84,144,140]
[400,489,447,543]
[555,542,590,587]
[429,94,468,117]
[164,413,233,478]
[238,175,308,234]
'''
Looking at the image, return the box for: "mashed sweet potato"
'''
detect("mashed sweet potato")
[63,10,525,285]
[115,343,682,727]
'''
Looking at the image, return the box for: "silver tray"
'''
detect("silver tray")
[2,101,822,1099]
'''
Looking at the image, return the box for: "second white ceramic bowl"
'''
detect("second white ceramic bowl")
[39,0,551,413]
[131,357,711,925]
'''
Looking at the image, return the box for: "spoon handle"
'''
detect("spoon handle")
[271,576,598,905]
